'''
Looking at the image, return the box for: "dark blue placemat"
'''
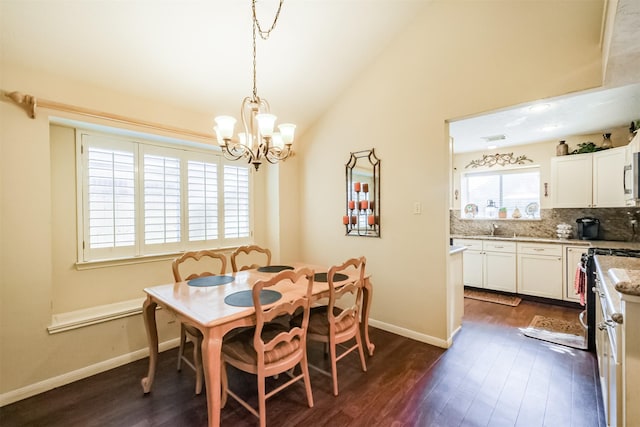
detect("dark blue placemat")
[257,265,294,273]
[224,289,282,307]
[188,275,235,287]
[314,272,349,283]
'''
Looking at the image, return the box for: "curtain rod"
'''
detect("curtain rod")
[3,90,214,141]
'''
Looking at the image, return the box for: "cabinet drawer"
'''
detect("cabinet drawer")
[452,239,482,251]
[483,241,516,253]
[517,242,562,256]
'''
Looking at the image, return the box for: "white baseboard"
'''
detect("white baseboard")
[0,338,180,407]
[3,320,454,407]
[368,318,450,349]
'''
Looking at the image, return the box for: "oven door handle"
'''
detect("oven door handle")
[579,309,588,330]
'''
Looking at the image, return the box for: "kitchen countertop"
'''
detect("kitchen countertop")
[451,234,640,250]
[594,254,640,326]
[449,245,467,255]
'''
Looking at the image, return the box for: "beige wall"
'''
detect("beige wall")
[297,0,602,343]
[0,63,283,400]
[0,0,605,403]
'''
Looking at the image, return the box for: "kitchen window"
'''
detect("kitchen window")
[78,131,252,263]
[461,166,540,219]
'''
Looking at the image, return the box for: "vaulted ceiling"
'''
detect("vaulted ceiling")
[2,0,639,151]
[1,0,428,135]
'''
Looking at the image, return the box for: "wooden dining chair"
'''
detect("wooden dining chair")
[221,268,315,427]
[172,249,227,395]
[296,256,367,396]
[231,244,272,272]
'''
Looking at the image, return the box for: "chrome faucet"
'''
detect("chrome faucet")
[490,223,498,236]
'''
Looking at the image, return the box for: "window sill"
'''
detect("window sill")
[48,297,148,334]
[75,253,182,270]
[75,247,239,270]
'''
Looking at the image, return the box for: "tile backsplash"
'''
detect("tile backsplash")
[450,208,640,242]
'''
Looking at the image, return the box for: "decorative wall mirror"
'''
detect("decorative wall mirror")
[344,149,381,237]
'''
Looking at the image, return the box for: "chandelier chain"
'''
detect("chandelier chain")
[251,0,284,101]
[252,0,284,40]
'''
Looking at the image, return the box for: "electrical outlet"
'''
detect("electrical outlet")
[413,202,422,214]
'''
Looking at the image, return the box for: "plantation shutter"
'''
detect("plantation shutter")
[187,159,219,241]
[223,165,250,239]
[143,153,181,245]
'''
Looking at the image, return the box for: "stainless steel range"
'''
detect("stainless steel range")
[584,247,639,351]
[584,247,640,427]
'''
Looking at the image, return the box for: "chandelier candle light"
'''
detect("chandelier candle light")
[214,0,295,171]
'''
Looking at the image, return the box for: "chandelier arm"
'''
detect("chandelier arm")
[221,140,255,162]
[264,146,292,164]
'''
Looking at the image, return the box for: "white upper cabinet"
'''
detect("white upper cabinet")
[551,146,626,208]
[551,153,593,208]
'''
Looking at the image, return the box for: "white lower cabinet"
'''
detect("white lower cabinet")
[454,238,589,301]
[453,239,516,292]
[483,242,517,293]
[516,242,563,299]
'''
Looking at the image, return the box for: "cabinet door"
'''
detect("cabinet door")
[564,246,587,303]
[593,146,626,207]
[551,154,593,208]
[517,253,563,299]
[484,251,516,292]
[461,250,483,288]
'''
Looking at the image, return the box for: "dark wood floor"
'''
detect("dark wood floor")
[0,298,605,427]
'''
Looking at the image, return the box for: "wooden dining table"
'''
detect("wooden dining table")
[140,263,374,427]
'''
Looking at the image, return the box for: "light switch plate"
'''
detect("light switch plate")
[413,202,422,214]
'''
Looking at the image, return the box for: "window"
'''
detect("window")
[461,167,540,219]
[78,131,252,262]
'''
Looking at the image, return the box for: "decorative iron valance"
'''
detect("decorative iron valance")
[465,153,533,168]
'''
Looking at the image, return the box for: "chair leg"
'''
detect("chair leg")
[329,338,339,396]
[257,374,267,427]
[221,360,228,408]
[177,324,187,371]
[193,334,203,395]
[301,352,314,408]
[355,328,368,372]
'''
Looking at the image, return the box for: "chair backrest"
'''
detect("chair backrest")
[326,256,366,328]
[172,250,227,282]
[251,268,314,365]
[231,245,272,272]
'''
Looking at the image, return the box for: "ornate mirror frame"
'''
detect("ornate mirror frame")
[344,149,381,237]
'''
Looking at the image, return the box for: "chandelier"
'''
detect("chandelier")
[214,0,295,171]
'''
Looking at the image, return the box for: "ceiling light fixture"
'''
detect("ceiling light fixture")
[481,134,506,142]
[214,0,294,171]
[528,103,551,112]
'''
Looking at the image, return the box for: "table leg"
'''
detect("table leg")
[361,277,375,356]
[141,296,158,393]
[201,329,225,427]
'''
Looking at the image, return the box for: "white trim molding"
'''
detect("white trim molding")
[48,298,147,334]
[0,338,180,407]
[368,318,451,349]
